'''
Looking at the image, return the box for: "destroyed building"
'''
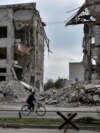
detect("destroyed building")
[66,0,100,82]
[0,3,49,91]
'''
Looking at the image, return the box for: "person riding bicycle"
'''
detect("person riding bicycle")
[26,91,36,110]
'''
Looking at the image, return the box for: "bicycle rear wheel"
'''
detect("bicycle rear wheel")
[21,104,31,116]
[36,105,46,116]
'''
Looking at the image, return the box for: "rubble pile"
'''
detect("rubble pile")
[38,87,76,107]
[38,81,100,107]
[0,80,29,103]
[0,80,100,107]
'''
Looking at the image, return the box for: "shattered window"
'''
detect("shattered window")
[0,26,7,38]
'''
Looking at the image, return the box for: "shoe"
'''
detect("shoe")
[28,107,31,110]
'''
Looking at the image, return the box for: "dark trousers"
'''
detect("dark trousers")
[27,102,34,110]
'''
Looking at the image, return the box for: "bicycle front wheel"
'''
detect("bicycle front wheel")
[36,105,46,116]
[21,104,31,116]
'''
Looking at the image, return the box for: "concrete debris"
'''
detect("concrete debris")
[0,80,100,107]
[0,80,30,104]
[38,81,100,107]
[84,84,96,90]
[20,81,33,92]
[38,87,75,107]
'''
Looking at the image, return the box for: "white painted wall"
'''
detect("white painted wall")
[69,62,84,81]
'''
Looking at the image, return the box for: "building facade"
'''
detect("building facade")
[0,3,48,91]
[66,0,100,81]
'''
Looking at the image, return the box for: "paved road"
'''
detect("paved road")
[0,128,99,133]
[0,110,99,119]
[0,105,100,119]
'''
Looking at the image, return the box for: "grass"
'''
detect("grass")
[75,117,100,125]
[0,117,99,126]
[0,118,64,125]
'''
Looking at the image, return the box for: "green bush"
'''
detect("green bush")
[44,78,65,90]
[75,117,97,124]
[44,79,55,90]
[55,78,64,89]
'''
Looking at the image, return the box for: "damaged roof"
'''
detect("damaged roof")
[0,2,46,27]
[65,0,100,26]
[65,3,86,26]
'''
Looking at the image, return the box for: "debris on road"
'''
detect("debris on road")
[0,79,100,107]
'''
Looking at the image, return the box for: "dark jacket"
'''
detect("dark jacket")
[26,94,36,104]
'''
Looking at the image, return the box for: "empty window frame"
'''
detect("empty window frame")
[0,26,7,38]
[0,76,5,81]
[0,68,6,73]
[0,48,7,59]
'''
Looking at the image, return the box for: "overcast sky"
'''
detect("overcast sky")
[0,0,85,81]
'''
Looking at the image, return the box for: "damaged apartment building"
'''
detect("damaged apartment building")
[0,3,49,91]
[66,0,100,81]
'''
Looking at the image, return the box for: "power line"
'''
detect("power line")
[45,21,65,25]
[66,7,81,13]
[65,10,78,24]
[44,6,81,25]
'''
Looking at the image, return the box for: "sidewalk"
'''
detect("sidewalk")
[0,123,100,131]
[0,104,100,112]
[0,128,100,133]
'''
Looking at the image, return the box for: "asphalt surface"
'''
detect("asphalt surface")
[0,128,99,133]
[0,110,99,119]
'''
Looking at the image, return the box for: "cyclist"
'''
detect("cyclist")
[26,91,36,110]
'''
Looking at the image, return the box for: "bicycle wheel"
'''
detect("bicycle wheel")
[21,104,31,116]
[36,105,46,116]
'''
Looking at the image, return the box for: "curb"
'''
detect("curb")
[0,105,100,112]
[0,124,100,130]
[0,109,99,113]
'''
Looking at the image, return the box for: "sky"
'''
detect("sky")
[0,0,85,82]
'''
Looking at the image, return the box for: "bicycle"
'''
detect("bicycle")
[21,101,46,116]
